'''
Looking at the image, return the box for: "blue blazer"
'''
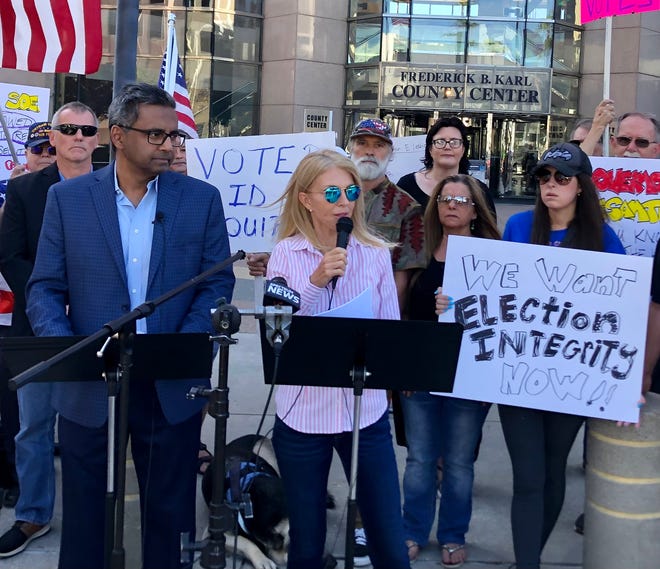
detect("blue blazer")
[26,164,235,427]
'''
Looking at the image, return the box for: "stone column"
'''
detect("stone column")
[584,393,660,569]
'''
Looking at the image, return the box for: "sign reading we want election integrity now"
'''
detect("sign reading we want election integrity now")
[187,131,337,253]
[593,156,660,257]
[439,236,652,423]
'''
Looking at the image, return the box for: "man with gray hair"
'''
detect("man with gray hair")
[25,83,234,569]
[611,112,660,158]
[0,101,99,558]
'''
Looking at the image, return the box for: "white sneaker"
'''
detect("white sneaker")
[353,527,371,567]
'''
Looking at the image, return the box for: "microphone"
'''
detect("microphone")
[331,217,353,290]
[262,277,301,350]
[263,277,301,312]
[153,212,164,224]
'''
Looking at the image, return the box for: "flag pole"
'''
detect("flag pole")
[602,16,613,157]
[162,14,178,95]
[113,0,139,98]
[0,109,19,164]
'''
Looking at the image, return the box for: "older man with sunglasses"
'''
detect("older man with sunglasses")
[0,102,99,558]
[611,112,660,159]
[8,122,57,180]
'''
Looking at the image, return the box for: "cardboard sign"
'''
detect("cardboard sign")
[0,82,51,182]
[439,235,652,423]
[186,131,337,253]
[580,0,660,24]
[593,156,660,257]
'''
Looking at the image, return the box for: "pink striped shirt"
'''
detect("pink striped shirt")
[267,234,399,434]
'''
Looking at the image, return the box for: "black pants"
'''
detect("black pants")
[498,404,584,569]
[0,326,19,490]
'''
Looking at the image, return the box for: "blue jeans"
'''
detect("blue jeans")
[400,392,489,547]
[14,381,56,525]
[273,413,410,569]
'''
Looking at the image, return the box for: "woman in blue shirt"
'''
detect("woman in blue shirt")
[501,142,625,569]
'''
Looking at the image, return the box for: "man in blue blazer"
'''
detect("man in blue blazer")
[26,84,235,569]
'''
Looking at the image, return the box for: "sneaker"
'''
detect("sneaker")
[353,527,371,567]
[574,512,584,535]
[0,522,51,557]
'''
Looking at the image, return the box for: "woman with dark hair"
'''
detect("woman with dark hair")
[267,149,410,569]
[396,117,494,214]
[501,142,625,569]
[401,174,500,567]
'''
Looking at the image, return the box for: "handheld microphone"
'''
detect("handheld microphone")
[331,217,353,290]
[262,277,301,350]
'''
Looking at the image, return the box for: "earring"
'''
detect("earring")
[470,220,475,232]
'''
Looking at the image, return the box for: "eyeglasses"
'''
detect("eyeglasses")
[614,136,655,149]
[431,138,463,149]
[535,170,574,186]
[118,125,186,147]
[312,184,361,204]
[53,124,98,137]
[437,195,474,207]
[29,144,56,156]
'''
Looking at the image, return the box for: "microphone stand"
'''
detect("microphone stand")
[9,250,246,569]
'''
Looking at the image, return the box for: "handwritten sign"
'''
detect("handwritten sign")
[580,0,660,25]
[387,134,427,185]
[186,131,337,252]
[0,82,51,182]
[439,235,652,423]
[593,156,660,257]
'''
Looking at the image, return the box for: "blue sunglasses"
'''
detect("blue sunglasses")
[318,184,361,204]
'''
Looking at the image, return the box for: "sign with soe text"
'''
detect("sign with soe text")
[439,236,652,423]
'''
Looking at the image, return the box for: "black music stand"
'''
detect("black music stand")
[260,315,464,569]
[0,333,213,568]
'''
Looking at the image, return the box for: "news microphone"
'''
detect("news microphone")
[263,277,301,350]
[263,277,301,312]
[331,217,353,290]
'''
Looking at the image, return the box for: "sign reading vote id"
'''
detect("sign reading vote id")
[187,131,337,253]
[438,235,652,423]
[580,0,660,24]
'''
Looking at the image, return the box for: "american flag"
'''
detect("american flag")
[0,0,101,74]
[159,14,198,139]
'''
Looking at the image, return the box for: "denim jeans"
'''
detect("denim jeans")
[15,381,57,525]
[273,413,410,569]
[400,392,490,547]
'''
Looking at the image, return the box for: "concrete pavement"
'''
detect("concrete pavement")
[0,265,586,568]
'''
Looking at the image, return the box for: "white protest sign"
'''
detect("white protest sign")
[439,235,652,423]
[387,134,426,184]
[593,156,660,257]
[0,82,51,182]
[187,131,337,253]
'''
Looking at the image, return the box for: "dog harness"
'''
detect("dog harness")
[225,459,277,534]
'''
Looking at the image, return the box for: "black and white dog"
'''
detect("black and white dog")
[202,435,289,569]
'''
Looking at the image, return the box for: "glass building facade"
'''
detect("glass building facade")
[345,0,585,198]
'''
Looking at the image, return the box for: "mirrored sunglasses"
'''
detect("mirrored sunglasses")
[535,170,573,186]
[53,124,98,137]
[29,144,56,156]
[319,184,361,204]
[437,195,474,206]
[614,136,654,149]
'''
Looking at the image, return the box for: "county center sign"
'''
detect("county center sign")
[380,63,552,114]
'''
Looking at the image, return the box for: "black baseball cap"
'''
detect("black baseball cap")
[534,142,592,177]
[25,121,52,148]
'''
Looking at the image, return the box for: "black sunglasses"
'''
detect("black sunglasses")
[535,169,574,186]
[614,136,655,149]
[53,124,98,137]
[29,144,56,156]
